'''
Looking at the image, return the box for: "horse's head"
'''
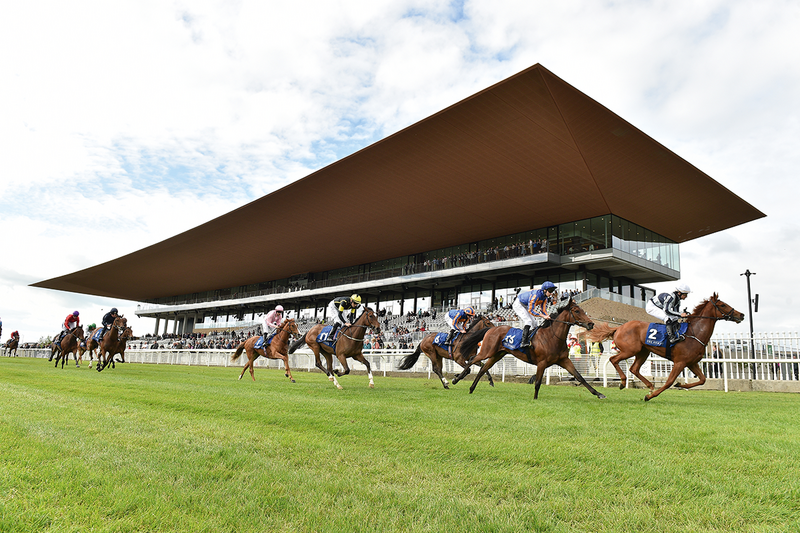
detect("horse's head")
[553,298,594,330]
[468,314,494,331]
[362,307,381,334]
[74,325,85,340]
[113,316,127,328]
[285,318,300,337]
[121,327,133,340]
[705,293,745,324]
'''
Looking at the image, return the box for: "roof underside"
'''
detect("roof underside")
[33,64,764,301]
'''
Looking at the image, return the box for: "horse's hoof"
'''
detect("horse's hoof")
[644,395,651,401]
[291,379,296,383]
[618,383,625,390]
[336,385,343,390]
[597,394,607,400]
[369,383,374,389]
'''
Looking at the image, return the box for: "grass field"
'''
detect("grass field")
[1,357,799,533]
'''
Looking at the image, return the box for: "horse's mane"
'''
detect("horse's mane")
[540,298,575,330]
[691,293,719,316]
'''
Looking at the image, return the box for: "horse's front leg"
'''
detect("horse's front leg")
[609,352,632,389]
[628,352,655,391]
[557,357,606,399]
[352,353,374,389]
[675,361,706,390]
[645,363,686,401]
[279,354,295,383]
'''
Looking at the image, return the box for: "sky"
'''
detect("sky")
[1,0,798,343]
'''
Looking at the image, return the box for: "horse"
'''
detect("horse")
[587,293,744,401]
[452,298,606,400]
[97,317,132,372]
[3,336,19,357]
[288,307,381,389]
[77,328,98,368]
[231,318,300,382]
[51,326,85,369]
[398,314,497,389]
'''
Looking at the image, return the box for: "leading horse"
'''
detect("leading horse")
[97,317,133,372]
[231,318,300,382]
[453,298,606,400]
[587,293,744,401]
[289,307,381,389]
[398,314,497,389]
[50,326,85,369]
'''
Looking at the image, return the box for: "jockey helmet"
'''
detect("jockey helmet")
[72,311,79,317]
[541,281,557,292]
[110,308,118,314]
[351,294,362,304]
[275,305,284,312]
[675,283,692,294]
[463,307,476,316]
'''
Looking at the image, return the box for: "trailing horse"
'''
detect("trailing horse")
[50,326,85,369]
[231,318,300,382]
[289,307,381,389]
[587,293,744,401]
[453,298,606,400]
[3,336,19,357]
[398,314,497,389]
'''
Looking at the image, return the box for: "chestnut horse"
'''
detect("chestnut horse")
[77,328,98,368]
[97,317,132,372]
[231,318,300,382]
[51,326,85,369]
[587,293,744,401]
[4,336,20,356]
[288,307,381,389]
[398,314,497,389]
[453,298,606,400]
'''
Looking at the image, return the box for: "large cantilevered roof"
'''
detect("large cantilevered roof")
[34,64,764,301]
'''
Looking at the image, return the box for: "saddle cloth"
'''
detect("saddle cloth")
[432,331,461,349]
[91,329,104,342]
[315,325,337,348]
[644,322,689,347]
[501,328,527,351]
[254,333,275,350]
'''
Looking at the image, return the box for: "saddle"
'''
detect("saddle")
[644,322,689,348]
[501,327,535,352]
[254,332,277,350]
[315,325,339,348]
[432,331,461,351]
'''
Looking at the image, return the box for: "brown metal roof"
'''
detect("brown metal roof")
[33,64,765,301]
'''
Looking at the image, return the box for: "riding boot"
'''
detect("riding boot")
[329,323,340,340]
[666,320,683,344]
[444,329,455,346]
[519,325,531,347]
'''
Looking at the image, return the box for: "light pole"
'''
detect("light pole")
[740,270,756,373]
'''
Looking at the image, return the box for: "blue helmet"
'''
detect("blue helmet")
[541,281,557,292]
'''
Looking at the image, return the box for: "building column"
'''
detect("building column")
[162,319,169,336]
[153,317,160,336]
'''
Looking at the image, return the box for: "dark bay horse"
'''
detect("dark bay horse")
[289,307,381,389]
[398,314,497,389]
[4,336,20,356]
[51,326,85,369]
[587,293,744,401]
[231,318,300,382]
[97,317,132,372]
[453,298,606,400]
[77,328,98,368]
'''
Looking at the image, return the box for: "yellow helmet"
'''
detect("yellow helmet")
[351,294,362,304]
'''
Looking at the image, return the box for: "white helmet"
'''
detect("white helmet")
[675,283,692,294]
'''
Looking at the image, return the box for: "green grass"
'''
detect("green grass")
[1,357,799,533]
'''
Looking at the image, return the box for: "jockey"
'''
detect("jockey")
[443,306,476,346]
[56,311,81,346]
[11,330,19,340]
[647,283,691,344]
[261,305,284,344]
[98,308,120,340]
[513,281,558,347]
[327,294,362,339]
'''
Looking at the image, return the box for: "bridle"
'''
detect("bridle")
[545,304,593,341]
[341,310,381,342]
[686,299,740,322]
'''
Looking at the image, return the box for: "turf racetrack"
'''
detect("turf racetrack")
[1,357,799,532]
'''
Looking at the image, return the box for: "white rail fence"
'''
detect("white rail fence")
[12,331,800,392]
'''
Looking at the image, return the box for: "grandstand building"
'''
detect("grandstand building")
[33,64,764,336]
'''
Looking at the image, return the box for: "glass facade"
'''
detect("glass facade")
[150,214,678,307]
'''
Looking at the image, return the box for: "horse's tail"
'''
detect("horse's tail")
[586,322,617,343]
[460,326,492,360]
[288,335,307,354]
[231,342,246,362]
[398,344,423,370]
